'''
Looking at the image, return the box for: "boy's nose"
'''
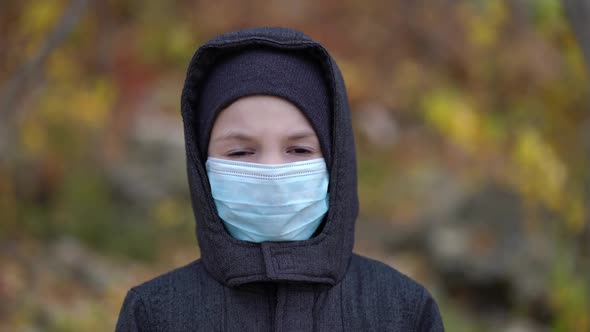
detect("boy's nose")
[257,152,287,165]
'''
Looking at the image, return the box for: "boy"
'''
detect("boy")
[116,27,444,331]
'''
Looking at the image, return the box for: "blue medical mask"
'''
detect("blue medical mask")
[205,157,329,243]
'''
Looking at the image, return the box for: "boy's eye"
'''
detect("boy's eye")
[288,147,313,154]
[226,150,253,157]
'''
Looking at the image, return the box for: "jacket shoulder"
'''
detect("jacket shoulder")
[116,259,224,332]
[343,254,445,332]
[131,259,208,296]
[348,254,425,295]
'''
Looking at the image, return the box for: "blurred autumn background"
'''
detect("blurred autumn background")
[1,0,590,331]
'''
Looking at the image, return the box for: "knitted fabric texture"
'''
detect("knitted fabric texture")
[196,48,332,165]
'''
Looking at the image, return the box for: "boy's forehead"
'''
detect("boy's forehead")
[210,95,319,139]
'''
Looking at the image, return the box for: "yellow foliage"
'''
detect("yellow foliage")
[43,48,116,131]
[337,58,368,102]
[154,199,184,228]
[551,257,590,332]
[46,49,81,82]
[35,78,116,131]
[422,89,482,154]
[512,127,567,211]
[69,79,116,130]
[167,24,194,62]
[423,92,585,233]
[21,118,48,156]
[19,0,64,41]
[17,0,64,58]
[463,1,508,49]
[564,197,585,233]
[564,36,590,84]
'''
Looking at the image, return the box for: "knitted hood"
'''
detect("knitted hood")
[180,27,358,287]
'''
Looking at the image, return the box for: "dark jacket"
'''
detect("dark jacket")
[115,27,444,332]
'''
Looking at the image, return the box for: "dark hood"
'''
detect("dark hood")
[180,27,358,287]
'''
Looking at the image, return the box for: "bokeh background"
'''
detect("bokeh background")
[1,0,590,331]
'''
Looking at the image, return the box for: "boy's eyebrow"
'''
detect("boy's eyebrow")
[213,131,255,143]
[213,130,317,142]
[285,130,317,140]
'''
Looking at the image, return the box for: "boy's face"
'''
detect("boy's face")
[208,95,323,164]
